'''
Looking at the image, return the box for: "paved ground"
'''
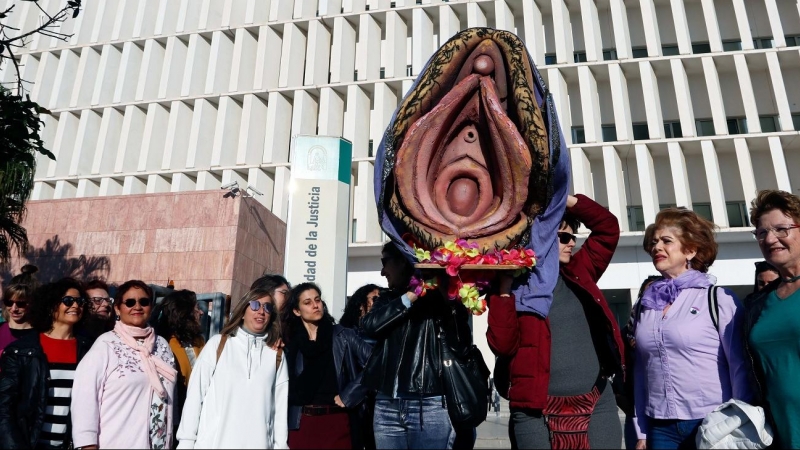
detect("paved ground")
[475,399,627,449]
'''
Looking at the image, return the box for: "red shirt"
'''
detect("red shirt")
[39,333,78,364]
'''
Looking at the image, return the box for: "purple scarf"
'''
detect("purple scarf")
[640,270,713,311]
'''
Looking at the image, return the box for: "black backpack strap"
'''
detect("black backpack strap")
[707,286,720,332]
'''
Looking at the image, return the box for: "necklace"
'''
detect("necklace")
[782,274,800,283]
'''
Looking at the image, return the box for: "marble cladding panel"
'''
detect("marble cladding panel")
[7,192,286,298]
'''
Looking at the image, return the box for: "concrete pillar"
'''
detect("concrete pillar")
[701,57,727,135]
[671,59,696,137]
[386,11,408,79]
[581,0,603,61]
[522,1,546,65]
[733,138,758,208]
[701,140,729,227]
[305,20,332,86]
[609,64,633,141]
[610,0,632,59]
[733,54,761,133]
[731,0,754,50]
[764,0,787,47]
[639,61,664,139]
[603,146,630,231]
[635,144,660,225]
[700,0,723,52]
[639,0,662,56]
[670,0,692,55]
[552,0,575,64]
[668,142,692,209]
[769,136,793,192]
[412,8,434,76]
[579,66,602,143]
[766,52,794,131]
[571,148,595,197]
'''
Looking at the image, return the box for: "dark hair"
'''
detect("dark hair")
[155,290,202,346]
[637,275,662,300]
[642,208,718,273]
[753,261,779,293]
[114,280,154,306]
[2,264,39,323]
[749,189,800,227]
[29,278,86,333]
[250,274,291,292]
[381,242,415,288]
[85,278,110,293]
[559,211,580,233]
[340,284,381,328]
[281,282,335,342]
[219,288,281,347]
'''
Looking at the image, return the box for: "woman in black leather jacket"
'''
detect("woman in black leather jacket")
[361,242,472,449]
[0,278,92,450]
[282,282,372,449]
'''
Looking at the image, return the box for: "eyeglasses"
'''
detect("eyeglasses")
[121,298,152,308]
[558,232,577,244]
[248,300,274,314]
[90,297,113,305]
[2,299,28,309]
[61,296,87,308]
[751,224,800,241]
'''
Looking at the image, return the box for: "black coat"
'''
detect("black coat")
[0,332,93,449]
[361,289,472,398]
[741,279,781,406]
[287,324,372,430]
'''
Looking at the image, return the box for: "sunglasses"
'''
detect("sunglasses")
[121,298,152,308]
[248,300,274,314]
[61,296,87,308]
[558,232,577,244]
[3,299,28,309]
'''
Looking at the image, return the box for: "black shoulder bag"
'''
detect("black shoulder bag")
[436,319,491,428]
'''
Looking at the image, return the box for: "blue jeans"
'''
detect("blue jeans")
[648,418,702,449]
[374,397,455,449]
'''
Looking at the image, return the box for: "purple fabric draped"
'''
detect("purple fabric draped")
[640,270,713,311]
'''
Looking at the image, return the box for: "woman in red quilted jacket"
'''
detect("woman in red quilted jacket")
[487,194,625,449]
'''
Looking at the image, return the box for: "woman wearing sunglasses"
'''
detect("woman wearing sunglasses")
[176,288,288,449]
[72,280,177,449]
[282,282,372,449]
[0,264,39,355]
[0,278,91,449]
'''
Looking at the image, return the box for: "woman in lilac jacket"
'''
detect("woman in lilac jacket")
[632,208,753,449]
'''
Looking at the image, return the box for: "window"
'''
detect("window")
[786,36,800,47]
[627,206,646,231]
[545,53,557,65]
[793,113,800,131]
[351,219,358,242]
[354,70,358,80]
[571,127,586,144]
[727,118,747,135]
[759,115,778,133]
[754,38,774,49]
[664,121,683,138]
[574,52,587,63]
[662,45,679,56]
[603,49,618,61]
[632,123,650,140]
[696,119,716,137]
[365,4,370,10]
[368,140,374,158]
[722,40,742,51]
[726,202,748,228]
[693,203,713,222]
[406,65,413,76]
[602,125,617,142]
[692,42,712,54]
[390,1,396,6]
[380,67,385,79]
[632,46,648,58]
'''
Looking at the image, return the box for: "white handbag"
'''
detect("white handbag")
[695,399,773,449]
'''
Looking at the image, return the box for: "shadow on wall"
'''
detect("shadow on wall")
[1,235,111,284]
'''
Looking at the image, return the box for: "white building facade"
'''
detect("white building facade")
[2,0,800,325]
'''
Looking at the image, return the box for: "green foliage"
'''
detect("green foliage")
[0,86,55,263]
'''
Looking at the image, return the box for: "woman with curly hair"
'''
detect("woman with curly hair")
[0,277,91,449]
[0,264,39,354]
[632,208,753,449]
[339,284,381,332]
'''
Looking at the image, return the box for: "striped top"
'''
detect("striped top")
[39,334,78,448]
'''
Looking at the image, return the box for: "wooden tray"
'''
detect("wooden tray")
[414,263,523,270]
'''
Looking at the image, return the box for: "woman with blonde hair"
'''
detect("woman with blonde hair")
[743,189,800,448]
[632,208,752,449]
[176,288,288,449]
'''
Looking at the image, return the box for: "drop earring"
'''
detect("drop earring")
[686,259,692,270]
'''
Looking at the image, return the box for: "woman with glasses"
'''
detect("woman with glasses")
[176,288,288,449]
[0,278,91,449]
[80,279,115,340]
[282,283,372,449]
[631,208,752,449]
[0,264,39,355]
[71,280,177,449]
[743,190,800,448]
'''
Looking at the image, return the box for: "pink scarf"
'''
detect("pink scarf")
[114,322,177,399]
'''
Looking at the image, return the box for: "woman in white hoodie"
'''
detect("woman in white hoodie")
[176,288,289,449]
